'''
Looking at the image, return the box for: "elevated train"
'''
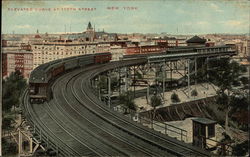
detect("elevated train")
[123,45,236,59]
[29,52,111,103]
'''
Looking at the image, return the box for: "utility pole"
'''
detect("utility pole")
[108,72,111,108]
[162,62,166,104]
[195,57,197,85]
[187,59,191,98]
[125,67,128,92]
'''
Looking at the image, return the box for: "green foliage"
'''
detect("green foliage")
[191,89,198,97]
[2,138,18,155]
[229,94,248,112]
[208,58,245,92]
[3,70,27,113]
[111,76,119,90]
[98,75,107,89]
[171,92,180,103]
[98,75,119,91]
[240,76,249,85]
[216,91,229,111]
[135,71,143,79]
[196,65,207,82]
[150,95,162,108]
[208,58,247,130]
[118,91,136,113]
[2,117,15,130]
[232,140,249,156]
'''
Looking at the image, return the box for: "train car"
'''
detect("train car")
[79,54,95,67]
[167,47,195,54]
[64,58,79,71]
[94,52,112,63]
[29,83,52,103]
[29,63,52,103]
[29,53,112,104]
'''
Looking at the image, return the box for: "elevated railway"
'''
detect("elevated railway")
[22,46,236,156]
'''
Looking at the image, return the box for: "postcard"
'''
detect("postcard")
[1,0,249,156]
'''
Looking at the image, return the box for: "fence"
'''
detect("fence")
[114,105,188,142]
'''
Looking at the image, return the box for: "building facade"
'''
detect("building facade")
[2,50,33,78]
[31,41,98,68]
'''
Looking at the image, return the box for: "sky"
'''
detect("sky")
[2,0,250,34]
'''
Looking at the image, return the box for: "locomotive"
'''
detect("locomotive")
[29,52,112,103]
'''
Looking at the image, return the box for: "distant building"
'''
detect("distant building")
[67,22,118,42]
[2,49,33,78]
[186,35,206,46]
[31,40,98,68]
[151,37,187,48]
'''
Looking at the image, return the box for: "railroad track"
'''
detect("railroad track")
[22,59,211,156]
[22,90,82,156]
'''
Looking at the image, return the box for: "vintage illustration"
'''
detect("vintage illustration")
[1,0,249,156]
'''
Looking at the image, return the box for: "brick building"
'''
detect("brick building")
[2,50,33,78]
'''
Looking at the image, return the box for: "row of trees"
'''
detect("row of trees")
[205,58,248,156]
[2,70,27,155]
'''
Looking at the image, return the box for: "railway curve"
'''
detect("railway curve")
[22,59,211,156]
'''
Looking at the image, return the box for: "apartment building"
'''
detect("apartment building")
[2,50,33,78]
[31,40,98,68]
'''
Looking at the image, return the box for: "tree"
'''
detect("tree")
[2,117,15,131]
[207,58,246,131]
[171,92,180,103]
[150,94,162,119]
[240,76,249,86]
[232,140,249,156]
[2,70,27,113]
[98,75,107,90]
[111,76,119,91]
[135,71,143,79]
[191,89,198,97]
[118,91,136,114]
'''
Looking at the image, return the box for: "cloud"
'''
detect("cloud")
[210,3,223,12]
[197,21,209,25]
[15,24,32,29]
[221,20,244,26]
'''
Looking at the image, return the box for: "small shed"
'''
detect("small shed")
[192,117,217,148]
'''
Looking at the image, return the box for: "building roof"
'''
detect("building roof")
[35,34,41,38]
[186,35,206,43]
[192,117,216,125]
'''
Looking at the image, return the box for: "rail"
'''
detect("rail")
[21,89,80,156]
[91,87,189,143]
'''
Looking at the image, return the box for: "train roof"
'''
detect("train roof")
[29,53,111,84]
[29,63,49,84]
